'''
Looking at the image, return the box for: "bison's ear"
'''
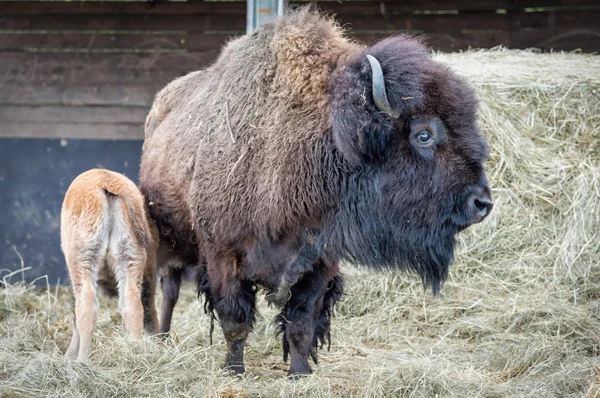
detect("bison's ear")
[331,36,428,166]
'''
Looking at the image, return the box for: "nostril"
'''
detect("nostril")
[474,198,493,221]
[474,199,488,212]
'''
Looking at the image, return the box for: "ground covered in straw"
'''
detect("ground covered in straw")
[1,49,599,397]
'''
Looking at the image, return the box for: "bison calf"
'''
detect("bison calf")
[61,169,159,359]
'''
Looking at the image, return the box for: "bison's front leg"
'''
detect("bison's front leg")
[207,258,256,375]
[279,259,334,376]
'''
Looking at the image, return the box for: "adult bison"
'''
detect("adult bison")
[140,9,493,376]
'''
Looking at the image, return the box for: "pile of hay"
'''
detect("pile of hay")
[1,48,599,397]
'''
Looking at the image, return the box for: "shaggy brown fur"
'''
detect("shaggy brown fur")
[61,169,159,359]
[140,9,492,376]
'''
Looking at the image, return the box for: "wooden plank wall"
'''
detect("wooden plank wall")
[1,0,598,140]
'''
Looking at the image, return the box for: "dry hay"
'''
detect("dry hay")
[1,48,599,397]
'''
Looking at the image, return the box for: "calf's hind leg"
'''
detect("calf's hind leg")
[66,289,80,359]
[115,254,145,340]
[66,260,99,360]
[65,319,80,359]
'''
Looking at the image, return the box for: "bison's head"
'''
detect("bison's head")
[328,36,492,293]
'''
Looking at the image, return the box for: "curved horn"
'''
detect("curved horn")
[366,54,401,119]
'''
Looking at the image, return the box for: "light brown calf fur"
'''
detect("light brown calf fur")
[61,169,159,360]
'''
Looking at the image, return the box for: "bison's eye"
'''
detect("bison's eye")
[417,130,432,144]
[409,118,441,156]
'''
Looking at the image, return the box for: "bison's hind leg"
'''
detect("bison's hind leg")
[158,266,183,336]
[140,243,159,335]
[141,275,159,334]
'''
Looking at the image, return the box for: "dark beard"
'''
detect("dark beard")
[325,171,457,294]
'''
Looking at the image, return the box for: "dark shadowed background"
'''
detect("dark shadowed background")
[0,138,142,284]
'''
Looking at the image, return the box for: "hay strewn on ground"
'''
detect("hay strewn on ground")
[1,48,599,397]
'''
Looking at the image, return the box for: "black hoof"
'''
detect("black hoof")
[287,361,312,379]
[157,331,178,343]
[287,370,311,381]
[225,363,245,376]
